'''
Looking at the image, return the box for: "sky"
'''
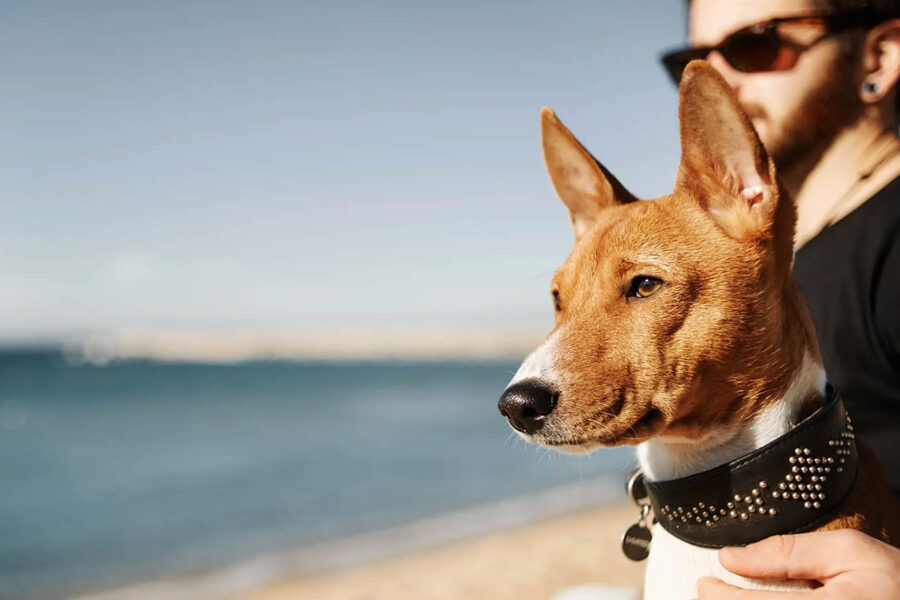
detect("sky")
[1,1,687,343]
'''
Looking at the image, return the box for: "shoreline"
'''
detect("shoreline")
[72,476,640,600]
[232,502,645,600]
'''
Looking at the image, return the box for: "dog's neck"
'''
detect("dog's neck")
[637,352,826,482]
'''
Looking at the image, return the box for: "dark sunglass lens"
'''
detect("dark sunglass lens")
[662,56,687,84]
[719,29,781,72]
[661,49,706,84]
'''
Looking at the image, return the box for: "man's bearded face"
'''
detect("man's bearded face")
[741,50,862,169]
[690,0,864,172]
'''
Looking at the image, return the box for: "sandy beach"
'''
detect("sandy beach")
[229,502,645,600]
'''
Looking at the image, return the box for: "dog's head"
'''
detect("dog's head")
[499,61,818,452]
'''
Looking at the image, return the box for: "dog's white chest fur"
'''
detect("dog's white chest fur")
[643,525,813,599]
[638,354,824,599]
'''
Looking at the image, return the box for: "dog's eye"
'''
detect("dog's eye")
[627,276,663,299]
[552,289,562,312]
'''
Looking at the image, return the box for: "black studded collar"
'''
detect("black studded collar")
[627,386,858,551]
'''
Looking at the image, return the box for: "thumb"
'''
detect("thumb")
[718,530,872,581]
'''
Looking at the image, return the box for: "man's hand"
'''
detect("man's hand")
[695,529,900,599]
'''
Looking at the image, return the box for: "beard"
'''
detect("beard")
[742,57,863,172]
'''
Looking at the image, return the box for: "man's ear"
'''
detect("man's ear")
[676,61,793,267]
[859,19,900,105]
[541,107,636,241]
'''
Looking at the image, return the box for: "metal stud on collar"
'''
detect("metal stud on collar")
[655,414,855,533]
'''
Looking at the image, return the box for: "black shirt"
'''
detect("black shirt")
[794,175,900,494]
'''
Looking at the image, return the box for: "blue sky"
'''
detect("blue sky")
[1,1,687,342]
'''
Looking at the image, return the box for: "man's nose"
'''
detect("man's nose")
[498,381,558,435]
[706,51,743,93]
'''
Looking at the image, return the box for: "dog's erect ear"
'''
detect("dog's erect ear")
[542,107,636,241]
[676,61,794,264]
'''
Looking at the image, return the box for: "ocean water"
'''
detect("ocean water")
[0,353,634,599]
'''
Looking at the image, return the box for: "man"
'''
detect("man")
[662,0,900,494]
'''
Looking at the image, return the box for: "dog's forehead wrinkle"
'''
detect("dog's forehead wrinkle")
[618,253,677,276]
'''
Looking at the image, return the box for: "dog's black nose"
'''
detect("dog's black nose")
[498,381,558,435]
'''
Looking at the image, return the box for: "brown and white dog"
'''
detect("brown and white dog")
[498,60,898,598]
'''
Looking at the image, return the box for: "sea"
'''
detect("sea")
[0,352,635,600]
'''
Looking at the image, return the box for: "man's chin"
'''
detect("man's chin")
[746,119,803,173]
[750,118,773,149]
[741,112,781,160]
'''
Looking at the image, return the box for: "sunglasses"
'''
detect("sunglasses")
[661,12,884,84]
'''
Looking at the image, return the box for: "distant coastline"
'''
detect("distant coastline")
[45,327,546,365]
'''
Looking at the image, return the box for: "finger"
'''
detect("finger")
[718,530,876,581]
[696,577,816,600]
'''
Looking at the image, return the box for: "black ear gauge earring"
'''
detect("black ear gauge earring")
[863,80,880,95]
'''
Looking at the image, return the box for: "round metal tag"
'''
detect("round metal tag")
[621,523,652,561]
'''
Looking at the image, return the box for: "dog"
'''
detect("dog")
[498,60,899,599]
